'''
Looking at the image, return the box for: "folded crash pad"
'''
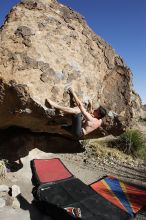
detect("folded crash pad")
[34,178,131,220]
[31,158,73,186]
[90,176,146,217]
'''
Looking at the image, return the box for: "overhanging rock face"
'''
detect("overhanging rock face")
[0,0,141,138]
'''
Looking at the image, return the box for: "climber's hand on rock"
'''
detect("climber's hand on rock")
[67,87,73,94]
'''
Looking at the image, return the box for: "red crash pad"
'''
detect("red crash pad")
[31,158,73,185]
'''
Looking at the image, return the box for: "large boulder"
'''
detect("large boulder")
[0,0,141,138]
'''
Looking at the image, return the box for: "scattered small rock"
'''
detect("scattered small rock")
[11,185,21,198]
[0,198,6,208]
[0,161,7,179]
[5,196,13,206]
[12,197,20,209]
[0,185,9,192]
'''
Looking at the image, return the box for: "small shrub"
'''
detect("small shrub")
[118,129,146,158]
[143,118,146,122]
[139,117,146,122]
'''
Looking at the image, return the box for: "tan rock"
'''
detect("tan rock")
[0,198,6,208]
[11,185,21,198]
[0,185,9,192]
[0,0,141,138]
[12,198,20,209]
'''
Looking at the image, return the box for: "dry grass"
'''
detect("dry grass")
[88,138,135,162]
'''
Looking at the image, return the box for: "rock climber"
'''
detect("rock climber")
[46,88,107,139]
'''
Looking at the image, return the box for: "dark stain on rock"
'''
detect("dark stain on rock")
[115,56,124,67]
[88,48,98,59]
[38,22,45,31]
[15,26,34,37]
[82,28,90,37]
[20,54,38,69]
[22,38,31,47]
[40,68,56,83]
[22,0,45,10]
[38,62,50,73]
[18,54,57,79]
[40,73,49,83]
[70,32,78,40]
[63,90,69,102]
[60,5,85,25]
[51,86,59,95]
[67,24,75,30]
[104,45,115,69]
[15,26,34,47]
[67,70,80,82]
[85,77,94,89]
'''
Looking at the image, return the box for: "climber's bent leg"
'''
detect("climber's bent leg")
[46,99,80,114]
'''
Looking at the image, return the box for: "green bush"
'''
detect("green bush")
[139,117,146,122]
[118,129,146,158]
[143,118,146,122]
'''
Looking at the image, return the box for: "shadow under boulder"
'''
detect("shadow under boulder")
[0,126,84,163]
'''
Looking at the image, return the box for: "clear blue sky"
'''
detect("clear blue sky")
[0,0,146,104]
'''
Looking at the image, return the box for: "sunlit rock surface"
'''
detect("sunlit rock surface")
[0,0,141,138]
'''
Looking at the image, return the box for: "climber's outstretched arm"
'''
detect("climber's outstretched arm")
[46,99,80,114]
[68,88,93,121]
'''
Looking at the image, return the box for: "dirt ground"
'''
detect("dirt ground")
[0,121,146,219]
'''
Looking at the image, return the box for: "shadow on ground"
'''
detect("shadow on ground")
[101,158,146,184]
[17,194,47,220]
[0,126,84,163]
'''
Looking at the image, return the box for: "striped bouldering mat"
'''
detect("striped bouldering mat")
[90,176,146,217]
[31,158,73,186]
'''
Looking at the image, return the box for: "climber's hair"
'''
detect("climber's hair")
[96,106,107,119]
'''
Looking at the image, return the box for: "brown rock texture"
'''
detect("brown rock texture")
[141,105,146,118]
[0,0,141,138]
[142,105,146,111]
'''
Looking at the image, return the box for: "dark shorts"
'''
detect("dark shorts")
[62,113,84,139]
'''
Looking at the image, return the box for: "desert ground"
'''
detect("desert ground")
[0,121,146,219]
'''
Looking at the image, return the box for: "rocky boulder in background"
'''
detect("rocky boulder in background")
[141,105,146,119]
[0,0,142,138]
